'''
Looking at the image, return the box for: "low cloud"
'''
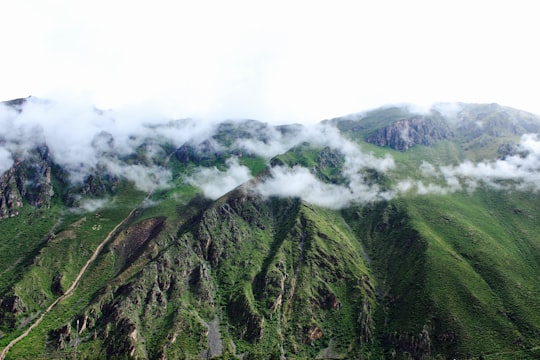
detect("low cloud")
[75,197,113,213]
[232,121,395,173]
[394,178,455,196]
[187,157,252,199]
[104,161,172,193]
[0,147,13,176]
[253,129,540,206]
[0,98,221,192]
[255,165,392,209]
[7,97,540,211]
[255,166,352,209]
[229,122,397,208]
[440,134,540,191]
[400,134,540,196]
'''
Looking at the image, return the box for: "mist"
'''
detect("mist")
[3,97,540,212]
[75,197,113,213]
[0,98,395,209]
[240,123,396,208]
[254,165,392,209]
[0,97,219,192]
[442,134,540,191]
[400,134,540,196]
[0,147,13,176]
[187,157,252,199]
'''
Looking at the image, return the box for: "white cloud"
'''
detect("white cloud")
[404,134,540,196]
[76,198,112,213]
[254,164,394,209]
[229,120,397,208]
[419,161,438,177]
[187,157,252,199]
[255,166,355,209]
[0,147,13,176]
[104,161,172,193]
[440,134,540,191]
[0,98,216,191]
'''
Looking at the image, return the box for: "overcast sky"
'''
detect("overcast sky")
[1,0,539,124]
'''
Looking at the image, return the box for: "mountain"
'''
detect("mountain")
[1,98,540,359]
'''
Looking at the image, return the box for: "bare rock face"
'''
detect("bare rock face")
[367,116,453,151]
[0,167,23,218]
[48,323,72,350]
[386,324,432,360]
[0,294,27,328]
[0,145,54,219]
[175,140,221,165]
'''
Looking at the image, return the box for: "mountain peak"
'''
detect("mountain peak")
[2,100,540,359]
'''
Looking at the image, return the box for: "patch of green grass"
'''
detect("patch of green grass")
[405,189,540,355]
[238,156,267,177]
[0,205,63,294]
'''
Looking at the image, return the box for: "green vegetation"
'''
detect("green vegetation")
[3,104,540,359]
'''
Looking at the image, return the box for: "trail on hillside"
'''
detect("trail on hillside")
[0,207,139,360]
[0,152,175,360]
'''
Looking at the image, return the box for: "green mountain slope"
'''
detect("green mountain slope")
[2,100,540,359]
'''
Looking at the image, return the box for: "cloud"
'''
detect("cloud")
[255,166,353,209]
[254,164,393,209]
[224,120,397,208]
[104,161,172,193]
[187,157,252,199]
[419,161,439,177]
[0,147,13,176]
[0,98,222,191]
[72,197,113,213]
[248,124,396,209]
[6,96,540,212]
[401,134,540,196]
[440,134,540,191]
[231,121,396,175]
[231,124,304,159]
[431,102,465,121]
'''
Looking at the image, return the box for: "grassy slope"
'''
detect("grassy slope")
[0,206,63,295]
[4,109,540,359]
[1,182,148,357]
[408,189,540,358]
[342,187,540,359]
[205,195,377,359]
[1,153,270,358]
[336,112,540,358]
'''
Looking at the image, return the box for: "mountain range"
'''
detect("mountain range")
[1,98,540,359]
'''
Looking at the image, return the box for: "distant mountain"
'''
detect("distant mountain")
[1,98,540,359]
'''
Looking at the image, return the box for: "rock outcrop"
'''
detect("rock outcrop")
[0,145,54,219]
[175,140,222,165]
[0,294,27,329]
[367,115,453,151]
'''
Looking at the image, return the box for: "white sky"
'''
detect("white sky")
[1,0,539,123]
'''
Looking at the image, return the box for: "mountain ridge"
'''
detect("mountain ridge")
[1,99,540,358]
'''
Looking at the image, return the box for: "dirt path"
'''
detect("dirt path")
[1,152,174,359]
[0,207,138,360]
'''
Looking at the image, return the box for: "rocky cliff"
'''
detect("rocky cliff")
[0,145,54,218]
[366,115,453,151]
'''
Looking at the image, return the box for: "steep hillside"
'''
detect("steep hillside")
[2,99,540,359]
